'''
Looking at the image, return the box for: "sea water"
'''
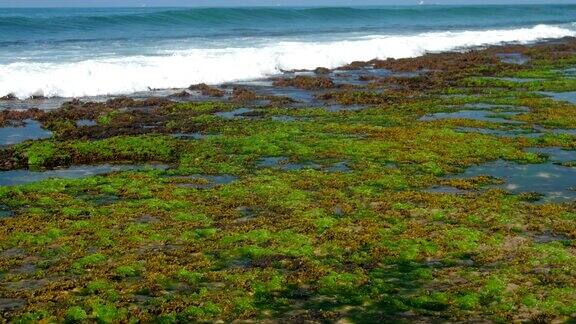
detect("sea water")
[0,5,575,99]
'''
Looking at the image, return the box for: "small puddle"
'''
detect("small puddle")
[169,174,238,189]
[531,231,570,244]
[497,53,529,65]
[420,110,522,124]
[461,103,530,112]
[0,248,25,258]
[540,91,576,104]
[215,108,259,120]
[533,126,576,136]
[564,68,576,77]
[455,127,542,138]
[325,104,366,112]
[324,161,352,173]
[0,164,168,186]
[271,115,297,122]
[233,206,257,224]
[171,132,209,140]
[493,77,541,83]
[425,186,469,195]
[271,115,313,122]
[257,157,350,172]
[76,119,97,127]
[526,147,576,163]
[0,119,52,146]
[257,157,321,171]
[451,159,576,202]
[0,204,14,218]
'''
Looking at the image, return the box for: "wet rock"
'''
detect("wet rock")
[314,67,331,75]
[188,83,225,97]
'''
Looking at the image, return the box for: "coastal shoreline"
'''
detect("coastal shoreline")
[1,37,576,322]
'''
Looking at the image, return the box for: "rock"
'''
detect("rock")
[172,90,190,98]
[314,67,331,75]
[188,83,225,97]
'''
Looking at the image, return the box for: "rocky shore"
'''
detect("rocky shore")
[2,39,576,322]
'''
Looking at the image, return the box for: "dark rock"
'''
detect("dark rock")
[314,67,331,75]
[0,94,16,101]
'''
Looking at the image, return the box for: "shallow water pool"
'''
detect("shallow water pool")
[0,119,52,146]
[0,164,168,186]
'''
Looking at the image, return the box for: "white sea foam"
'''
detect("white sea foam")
[1,24,574,99]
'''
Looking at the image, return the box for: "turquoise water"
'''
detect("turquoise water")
[0,5,575,98]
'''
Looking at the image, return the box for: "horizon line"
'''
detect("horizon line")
[1,3,575,8]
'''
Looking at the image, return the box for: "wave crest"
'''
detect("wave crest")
[1,24,574,99]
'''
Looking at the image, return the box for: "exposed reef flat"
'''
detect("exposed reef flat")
[3,39,576,322]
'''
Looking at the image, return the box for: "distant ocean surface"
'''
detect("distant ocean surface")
[1,5,576,99]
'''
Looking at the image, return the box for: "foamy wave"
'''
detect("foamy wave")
[1,24,574,99]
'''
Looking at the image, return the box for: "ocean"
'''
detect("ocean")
[0,5,575,99]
